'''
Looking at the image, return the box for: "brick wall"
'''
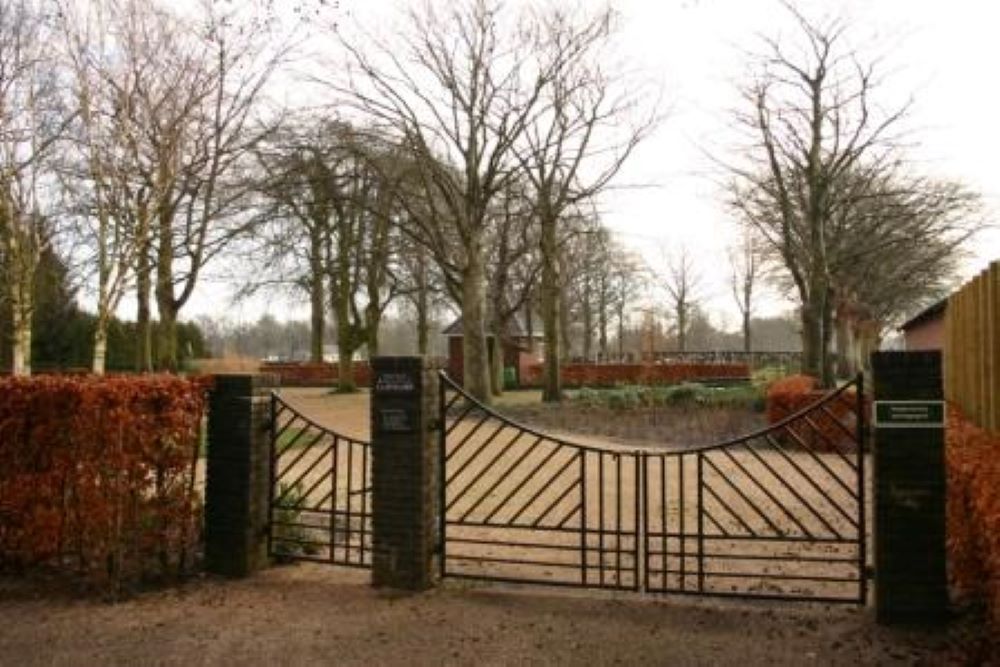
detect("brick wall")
[260,361,372,387]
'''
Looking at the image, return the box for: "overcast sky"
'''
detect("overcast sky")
[181,0,1000,330]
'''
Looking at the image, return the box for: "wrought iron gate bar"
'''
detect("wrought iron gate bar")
[439,371,866,604]
[267,393,372,568]
[445,422,512,485]
[453,435,543,519]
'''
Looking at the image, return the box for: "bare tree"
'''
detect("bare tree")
[726,3,909,386]
[251,118,405,390]
[663,246,701,353]
[87,0,287,372]
[58,0,148,374]
[334,0,554,402]
[608,246,647,360]
[827,171,980,375]
[151,2,287,372]
[728,226,765,354]
[246,119,332,363]
[0,1,71,376]
[518,5,657,401]
[484,180,539,395]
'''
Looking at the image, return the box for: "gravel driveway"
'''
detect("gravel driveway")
[0,564,990,666]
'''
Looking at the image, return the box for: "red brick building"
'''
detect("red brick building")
[443,316,542,387]
[899,300,947,351]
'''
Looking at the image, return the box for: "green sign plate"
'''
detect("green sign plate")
[873,400,945,428]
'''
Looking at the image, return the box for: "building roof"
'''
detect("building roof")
[442,313,543,339]
[899,299,948,332]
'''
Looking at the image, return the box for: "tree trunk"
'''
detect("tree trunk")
[833,312,855,379]
[800,302,822,380]
[10,286,31,377]
[334,305,355,393]
[820,298,835,387]
[154,213,177,372]
[540,218,562,403]
[416,250,429,355]
[677,303,687,352]
[155,298,178,373]
[309,229,325,363]
[92,319,109,375]
[617,305,625,361]
[559,288,571,362]
[331,232,356,392]
[582,276,592,361]
[742,309,752,354]
[598,277,608,361]
[488,335,503,396]
[856,323,877,376]
[461,250,491,403]
[135,235,153,372]
[336,344,355,393]
[364,303,380,358]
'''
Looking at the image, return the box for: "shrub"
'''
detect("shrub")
[0,374,209,597]
[765,374,861,452]
[568,382,763,413]
[946,407,1000,628]
[522,362,750,388]
[662,383,709,406]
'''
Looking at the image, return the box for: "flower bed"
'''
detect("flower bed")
[0,375,208,596]
[521,362,750,388]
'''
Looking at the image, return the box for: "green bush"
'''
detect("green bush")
[272,482,321,559]
[503,366,518,389]
[568,381,765,412]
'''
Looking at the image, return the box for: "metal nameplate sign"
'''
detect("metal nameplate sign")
[374,372,417,395]
[873,400,945,428]
[377,407,414,433]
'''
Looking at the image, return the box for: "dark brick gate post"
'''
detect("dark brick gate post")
[370,356,440,590]
[872,351,948,624]
[204,374,278,577]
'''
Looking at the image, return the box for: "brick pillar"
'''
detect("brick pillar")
[204,374,278,577]
[872,351,947,624]
[370,356,440,590]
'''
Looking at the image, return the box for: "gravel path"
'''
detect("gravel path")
[1,564,990,666]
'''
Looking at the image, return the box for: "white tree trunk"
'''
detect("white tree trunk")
[92,322,108,375]
[11,289,31,377]
[461,252,492,403]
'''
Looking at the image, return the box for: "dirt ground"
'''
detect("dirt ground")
[0,564,993,666]
[2,388,995,665]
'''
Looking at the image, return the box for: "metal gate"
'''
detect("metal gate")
[440,373,867,603]
[439,374,640,590]
[268,393,372,568]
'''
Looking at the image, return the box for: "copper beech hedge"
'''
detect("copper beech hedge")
[765,374,864,453]
[946,407,1000,628]
[0,374,210,596]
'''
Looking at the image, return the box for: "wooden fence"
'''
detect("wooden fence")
[944,260,1000,432]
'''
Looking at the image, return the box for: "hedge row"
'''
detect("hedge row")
[0,375,208,596]
[946,407,1000,628]
[522,362,751,388]
[260,361,372,387]
[765,374,862,453]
